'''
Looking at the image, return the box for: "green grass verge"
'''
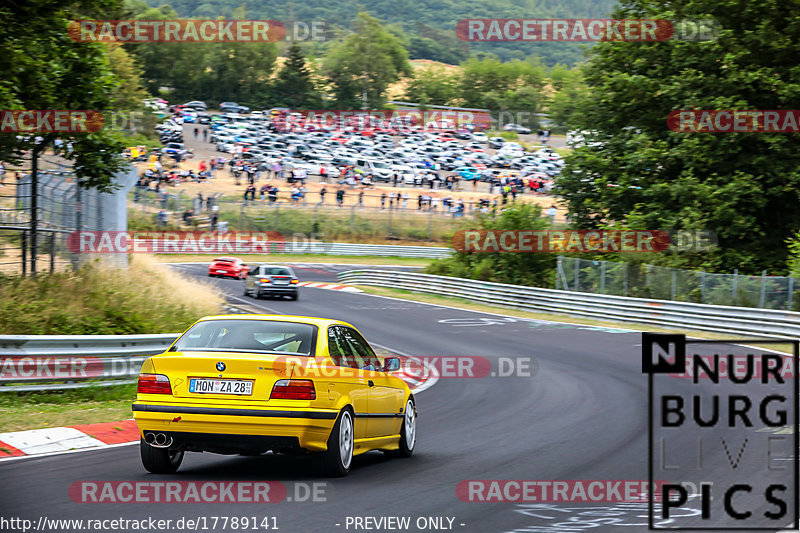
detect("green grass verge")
[0,384,136,433]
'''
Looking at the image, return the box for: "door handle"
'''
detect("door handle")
[368,380,374,387]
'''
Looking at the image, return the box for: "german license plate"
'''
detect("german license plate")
[189,378,253,395]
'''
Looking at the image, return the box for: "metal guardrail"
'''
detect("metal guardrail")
[0,334,179,392]
[146,240,452,259]
[337,270,800,339]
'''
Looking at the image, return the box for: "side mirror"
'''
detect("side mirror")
[383,357,401,372]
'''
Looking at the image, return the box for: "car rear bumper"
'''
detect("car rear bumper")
[257,286,297,295]
[133,402,337,452]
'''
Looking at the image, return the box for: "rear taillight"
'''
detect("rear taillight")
[270,379,316,400]
[291,279,299,284]
[259,278,270,283]
[137,373,172,394]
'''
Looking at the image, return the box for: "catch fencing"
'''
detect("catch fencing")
[1,165,138,275]
[337,269,800,338]
[556,256,799,311]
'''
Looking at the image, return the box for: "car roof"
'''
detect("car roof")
[256,263,295,269]
[195,314,353,329]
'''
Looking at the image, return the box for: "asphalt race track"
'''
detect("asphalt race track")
[0,263,794,533]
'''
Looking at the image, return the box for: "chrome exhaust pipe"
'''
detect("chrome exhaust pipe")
[146,432,174,448]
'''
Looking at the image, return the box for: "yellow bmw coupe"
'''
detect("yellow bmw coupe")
[133,315,416,476]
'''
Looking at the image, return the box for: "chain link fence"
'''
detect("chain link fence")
[556,256,799,311]
[0,165,138,275]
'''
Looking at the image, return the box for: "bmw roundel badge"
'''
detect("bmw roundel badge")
[216,361,226,372]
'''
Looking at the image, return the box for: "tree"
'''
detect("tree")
[457,56,546,111]
[125,2,278,107]
[324,12,412,108]
[547,65,589,130]
[555,0,800,273]
[425,203,554,286]
[403,65,458,106]
[270,44,322,108]
[0,0,130,190]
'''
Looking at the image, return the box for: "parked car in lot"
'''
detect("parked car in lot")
[162,142,189,158]
[488,137,505,149]
[455,166,481,180]
[244,265,299,300]
[208,257,248,279]
[182,101,208,111]
[502,123,531,134]
[356,158,393,181]
[220,102,250,114]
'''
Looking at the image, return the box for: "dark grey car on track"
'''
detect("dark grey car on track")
[243,264,299,300]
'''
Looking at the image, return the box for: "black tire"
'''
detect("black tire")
[290,293,298,301]
[386,398,416,458]
[243,284,249,296]
[317,408,354,477]
[140,439,184,474]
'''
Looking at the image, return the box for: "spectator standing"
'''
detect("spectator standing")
[380,192,387,209]
[210,208,219,231]
[319,186,327,204]
[358,190,364,207]
[336,187,345,207]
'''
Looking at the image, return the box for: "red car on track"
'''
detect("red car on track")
[208,257,249,279]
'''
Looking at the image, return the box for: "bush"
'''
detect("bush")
[0,255,223,334]
[423,203,556,286]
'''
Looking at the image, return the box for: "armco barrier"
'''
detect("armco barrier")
[337,270,800,339]
[0,334,179,392]
[146,240,452,259]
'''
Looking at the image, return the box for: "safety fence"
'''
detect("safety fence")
[556,256,799,311]
[1,166,139,275]
[337,269,800,338]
